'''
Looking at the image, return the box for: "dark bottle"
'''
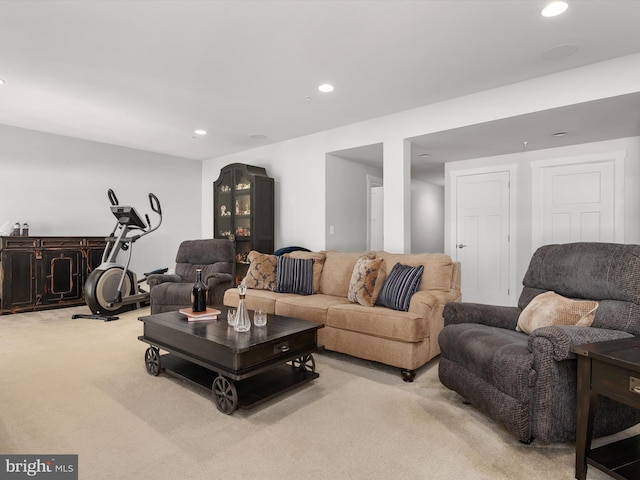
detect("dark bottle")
[191,269,207,312]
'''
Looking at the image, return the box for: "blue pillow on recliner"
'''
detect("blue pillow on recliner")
[376,263,424,311]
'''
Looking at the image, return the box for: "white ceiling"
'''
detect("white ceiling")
[1,0,640,178]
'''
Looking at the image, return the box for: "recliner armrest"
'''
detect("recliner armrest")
[529,325,634,361]
[204,272,234,286]
[146,273,182,288]
[443,302,521,330]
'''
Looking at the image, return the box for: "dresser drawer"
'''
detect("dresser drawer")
[592,361,640,408]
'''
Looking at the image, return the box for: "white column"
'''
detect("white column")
[383,138,411,253]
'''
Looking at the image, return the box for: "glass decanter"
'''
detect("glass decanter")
[234,284,251,332]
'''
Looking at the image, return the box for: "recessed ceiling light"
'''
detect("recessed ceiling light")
[552,131,568,137]
[0,78,5,85]
[419,153,431,158]
[541,1,568,17]
[194,129,207,135]
[318,83,334,93]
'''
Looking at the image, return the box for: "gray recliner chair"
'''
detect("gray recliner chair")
[147,239,235,314]
[438,242,640,444]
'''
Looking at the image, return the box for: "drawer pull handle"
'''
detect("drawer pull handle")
[632,386,640,394]
[280,345,289,352]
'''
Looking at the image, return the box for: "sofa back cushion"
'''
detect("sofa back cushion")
[319,251,374,297]
[520,242,640,335]
[376,252,454,293]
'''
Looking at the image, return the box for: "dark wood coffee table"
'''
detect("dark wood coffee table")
[138,307,323,414]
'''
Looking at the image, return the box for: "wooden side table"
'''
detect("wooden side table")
[572,337,640,480]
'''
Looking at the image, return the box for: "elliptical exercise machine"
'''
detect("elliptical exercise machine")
[73,189,164,321]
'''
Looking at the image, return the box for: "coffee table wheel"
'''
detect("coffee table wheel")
[292,354,315,373]
[212,375,238,415]
[144,347,161,376]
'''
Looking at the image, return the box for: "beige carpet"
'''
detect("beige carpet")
[0,305,627,479]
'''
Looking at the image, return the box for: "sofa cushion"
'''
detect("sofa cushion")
[376,263,424,312]
[223,288,290,314]
[327,304,425,342]
[242,250,277,291]
[276,294,351,324]
[320,251,374,297]
[285,250,326,293]
[275,256,314,295]
[347,256,385,307]
[516,291,598,335]
[376,252,453,292]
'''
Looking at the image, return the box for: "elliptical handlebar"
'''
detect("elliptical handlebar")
[108,189,119,206]
[149,193,162,215]
[144,192,162,235]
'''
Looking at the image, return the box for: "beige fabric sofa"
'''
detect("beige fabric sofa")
[224,250,461,381]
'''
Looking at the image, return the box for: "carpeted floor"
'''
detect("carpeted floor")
[0,305,628,479]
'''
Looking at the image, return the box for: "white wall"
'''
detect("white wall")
[411,180,444,253]
[202,53,640,254]
[325,155,383,251]
[445,136,640,298]
[0,124,202,275]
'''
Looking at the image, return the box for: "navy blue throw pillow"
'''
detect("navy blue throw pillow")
[275,256,314,295]
[376,263,424,311]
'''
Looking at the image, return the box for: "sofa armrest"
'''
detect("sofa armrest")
[147,273,182,288]
[529,325,634,361]
[443,302,521,330]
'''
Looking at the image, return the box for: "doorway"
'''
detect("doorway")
[367,175,383,251]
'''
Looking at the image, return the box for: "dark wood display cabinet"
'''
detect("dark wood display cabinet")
[213,163,274,284]
[0,236,106,314]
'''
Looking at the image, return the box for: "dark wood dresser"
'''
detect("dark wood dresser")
[0,236,106,314]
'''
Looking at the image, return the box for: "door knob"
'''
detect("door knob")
[457,244,467,249]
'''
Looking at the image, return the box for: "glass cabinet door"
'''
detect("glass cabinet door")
[215,169,234,238]
[213,163,274,285]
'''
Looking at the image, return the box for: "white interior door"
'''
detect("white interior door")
[533,159,620,249]
[455,171,511,305]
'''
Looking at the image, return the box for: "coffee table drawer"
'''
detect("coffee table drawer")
[235,330,317,371]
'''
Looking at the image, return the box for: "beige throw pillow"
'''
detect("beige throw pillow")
[242,251,277,291]
[516,291,599,335]
[347,257,385,307]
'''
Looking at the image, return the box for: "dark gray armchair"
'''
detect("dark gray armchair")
[438,242,640,444]
[147,239,234,314]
